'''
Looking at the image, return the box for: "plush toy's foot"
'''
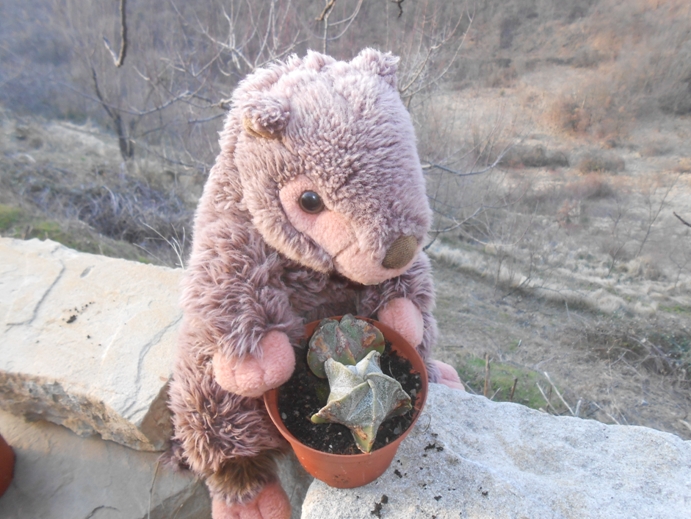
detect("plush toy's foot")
[211,482,291,519]
[432,360,465,391]
[213,331,295,398]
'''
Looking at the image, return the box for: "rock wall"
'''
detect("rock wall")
[0,238,180,451]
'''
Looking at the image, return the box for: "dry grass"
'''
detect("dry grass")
[564,174,617,200]
[640,139,674,158]
[432,257,691,438]
[577,322,691,390]
[0,111,195,266]
[576,150,625,174]
[501,145,569,169]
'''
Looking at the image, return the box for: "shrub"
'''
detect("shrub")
[499,16,522,49]
[546,98,590,135]
[572,47,605,68]
[674,158,691,174]
[502,145,569,169]
[564,174,616,200]
[576,151,625,173]
[545,80,633,142]
[486,65,518,88]
[658,82,691,116]
[640,140,674,157]
[0,204,23,231]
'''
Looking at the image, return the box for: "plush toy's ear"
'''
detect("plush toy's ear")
[302,50,336,72]
[242,94,290,140]
[350,48,399,89]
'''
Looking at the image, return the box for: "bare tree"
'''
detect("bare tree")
[103,0,127,67]
[635,174,679,258]
[315,0,365,54]
[47,0,473,173]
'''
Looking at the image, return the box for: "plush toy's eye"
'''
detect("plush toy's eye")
[298,191,325,214]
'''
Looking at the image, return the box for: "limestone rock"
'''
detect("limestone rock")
[0,410,311,519]
[301,384,691,519]
[0,409,210,519]
[277,453,314,519]
[0,238,182,451]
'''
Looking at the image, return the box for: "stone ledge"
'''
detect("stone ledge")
[302,384,691,519]
[0,409,311,519]
[0,238,182,451]
[0,409,211,519]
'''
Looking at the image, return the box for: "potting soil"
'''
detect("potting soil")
[277,341,422,455]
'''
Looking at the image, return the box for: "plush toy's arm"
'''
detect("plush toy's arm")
[182,221,303,397]
[362,253,463,390]
[211,330,295,398]
[358,253,438,377]
[377,297,425,350]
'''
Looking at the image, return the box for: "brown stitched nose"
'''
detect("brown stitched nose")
[382,235,418,269]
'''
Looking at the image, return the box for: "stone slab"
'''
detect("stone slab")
[0,238,182,451]
[0,409,210,519]
[301,384,691,519]
[0,409,312,519]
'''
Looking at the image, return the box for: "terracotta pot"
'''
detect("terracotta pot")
[0,433,15,497]
[264,316,428,489]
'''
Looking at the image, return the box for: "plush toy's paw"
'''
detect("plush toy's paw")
[213,331,295,398]
[432,360,465,391]
[211,482,291,519]
[377,297,424,348]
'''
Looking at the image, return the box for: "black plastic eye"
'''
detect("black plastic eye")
[298,191,325,214]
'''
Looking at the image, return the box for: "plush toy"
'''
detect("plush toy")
[167,48,463,519]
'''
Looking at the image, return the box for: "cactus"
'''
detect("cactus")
[307,314,385,379]
[310,351,412,453]
[306,315,412,453]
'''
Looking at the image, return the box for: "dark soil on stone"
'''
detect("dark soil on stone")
[277,340,422,455]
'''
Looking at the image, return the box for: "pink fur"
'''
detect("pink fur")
[349,48,399,88]
[279,175,356,258]
[331,238,421,286]
[432,360,465,391]
[167,49,453,514]
[213,331,295,398]
[212,482,290,519]
[378,297,424,348]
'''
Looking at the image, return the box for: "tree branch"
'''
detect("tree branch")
[421,144,513,178]
[103,0,128,68]
[390,0,404,18]
[316,0,337,21]
[674,211,691,228]
[90,65,114,120]
[90,64,132,158]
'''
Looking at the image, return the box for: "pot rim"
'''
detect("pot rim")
[264,315,428,458]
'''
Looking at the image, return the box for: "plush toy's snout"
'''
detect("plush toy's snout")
[382,235,418,269]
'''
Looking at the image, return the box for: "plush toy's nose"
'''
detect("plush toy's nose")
[382,235,418,269]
